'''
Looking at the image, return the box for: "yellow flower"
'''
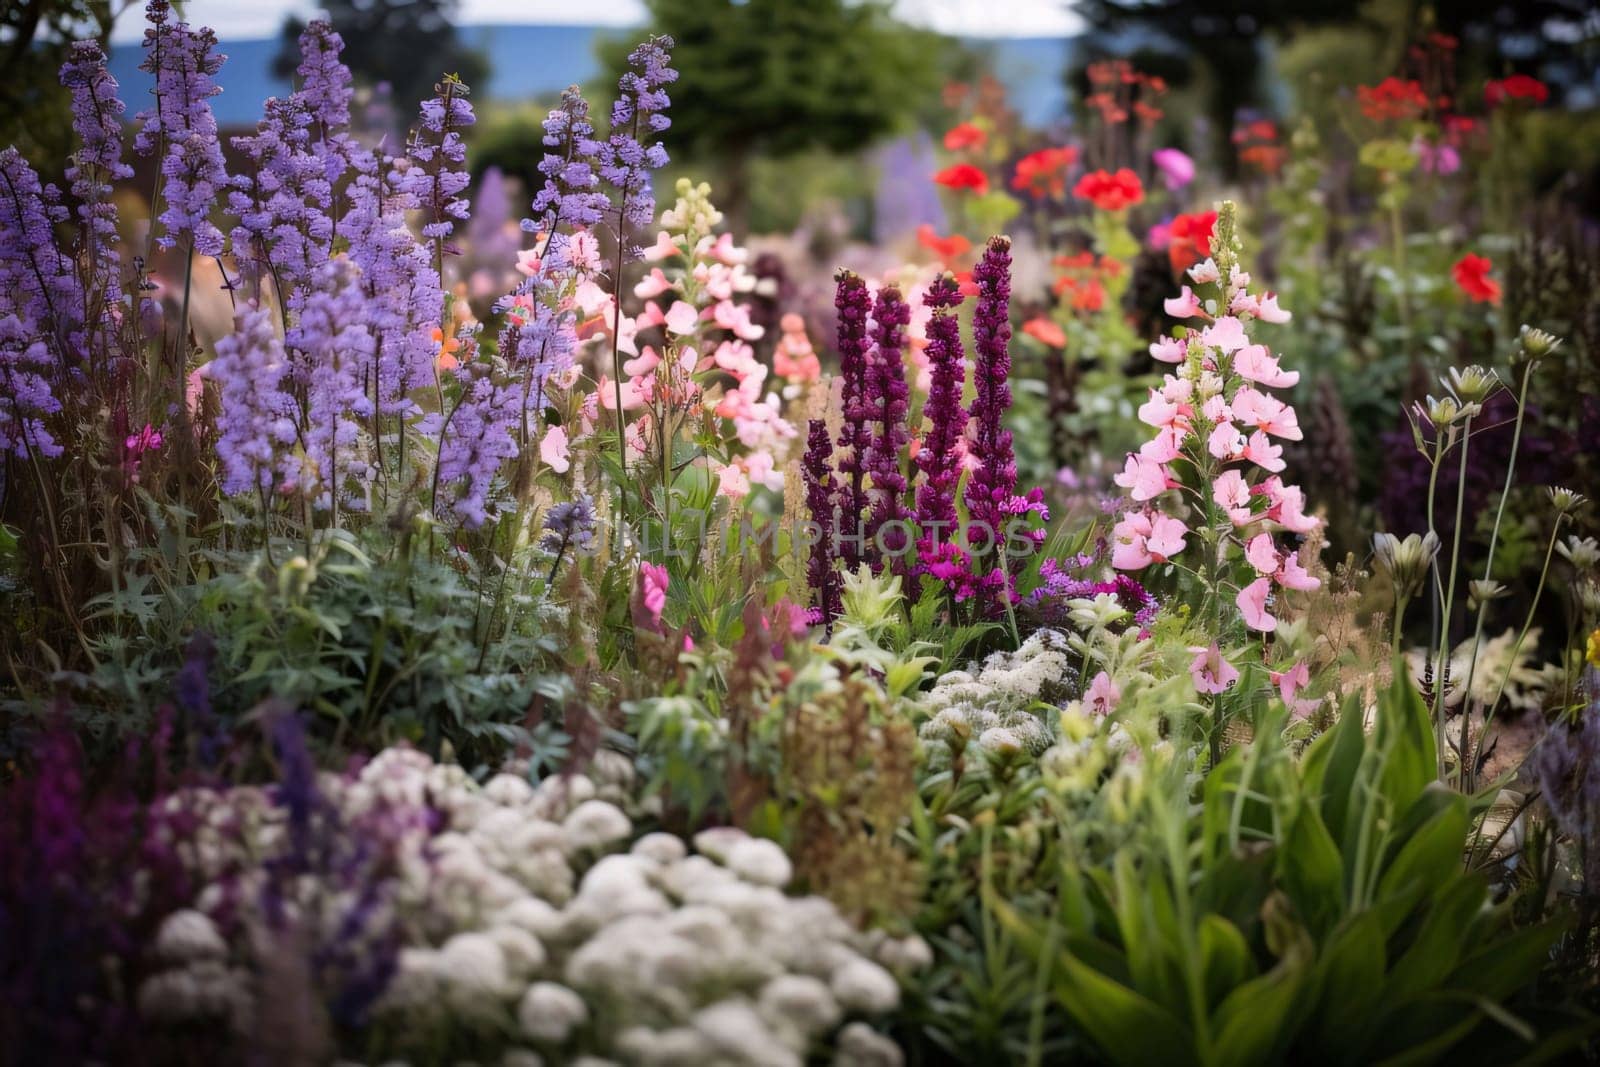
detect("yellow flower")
[1587,628,1600,669]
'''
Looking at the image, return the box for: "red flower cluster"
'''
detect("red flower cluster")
[1357,77,1431,122]
[934,163,989,195]
[1051,251,1122,313]
[1086,60,1166,126]
[1167,210,1217,273]
[1233,119,1285,175]
[1453,253,1501,304]
[916,224,972,261]
[1010,146,1078,199]
[943,122,986,151]
[1021,317,1066,348]
[1072,167,1143,212]
[1485,74,1549,107]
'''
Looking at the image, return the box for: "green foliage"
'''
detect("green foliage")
[273,0,489,116]
[609,0,959,228]
[987,669,1580,1066]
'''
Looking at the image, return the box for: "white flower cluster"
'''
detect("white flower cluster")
[141,746,921,1066]
[917,629,1075,769]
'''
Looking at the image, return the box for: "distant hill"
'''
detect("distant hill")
[107,24,1075,129]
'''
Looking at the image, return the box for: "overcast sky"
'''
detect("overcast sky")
[109,0,1083,42]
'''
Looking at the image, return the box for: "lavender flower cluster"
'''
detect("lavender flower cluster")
[0,2,676,531]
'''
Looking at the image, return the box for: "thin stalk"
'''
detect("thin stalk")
[1455,369,1532,789]
[1475,517,1566,770]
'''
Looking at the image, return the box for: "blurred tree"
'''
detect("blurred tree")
[1074,0,1366,176]
[273,0,488,120]
[609,0,959,236]
[1,0,122,167]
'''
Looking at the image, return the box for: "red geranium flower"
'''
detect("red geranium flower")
[1167,210,1217,273]
[1357,77,1430,121]
[1453,253,1501,305]
[1022,317,1067,348]
[934,163,990,195]
[1010,146,1078,199]
[1072,168,1144,212]
[943,122,987,151]
[917,224,972,261]
[1485,74,1549,107]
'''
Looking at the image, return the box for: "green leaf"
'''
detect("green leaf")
[1374,795,1469,908]
[1197,915,1256,1013]
[1209,950,1311,1067]
[1278,804,1345,936]
[1303,910,1387,1056]
[1052,951,1197,1067]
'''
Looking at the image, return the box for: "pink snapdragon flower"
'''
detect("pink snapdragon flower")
[1189,644,1240,694]
[1236,576,1277,631]
[1114,204,1319,637]
[1086,671,1122,716]
[639,562,669,628]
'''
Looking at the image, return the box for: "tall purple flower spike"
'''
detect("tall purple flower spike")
[135,0,230,257]
[914,273,968,578]
[966,236,1047,602]
[802,418,844,628]
[864,284,912,577]
[597,35,677,254]
[832,269,873,572]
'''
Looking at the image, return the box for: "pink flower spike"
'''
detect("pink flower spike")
[1163,286,1203,318]
[1233,344,1299,388]
[1086,671,1122,716]
[1200,395,1232,423]
[1149,335,1188,363]
[1112,511,1155,570]
[540,425,570,474]
[634,268,675,300]
[708,232,747,265]
[1232,387,1302,440]
[639,562,669,624]
[1207,422,1244,461]
[664,300,700,336]
[1269,662,1317,717]
[1114,453,1173,501]
[642,230,680,262]
[1237,576,1278,632]
[1188,258,1220,284]
[1189,643,1240,695]
[1241,430,1285,473]
[1137,391,1184,429]
[1245,532,1280,575]
[1200,315,1247,354]
[1256,293,1291,323]
[1277,552,1321,591]
[1138,426,1184,464]
[1146,514,1188,561]
[1212,468,1250,511]
[715,461,751,499]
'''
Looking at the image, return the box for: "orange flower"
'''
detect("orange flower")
[1072,168,1143,212]
[432,325,463,371]
[1452,253,1500,304]
[943,122,986,151]
[917,224,972,261]
[934,163,990,195]
[1022,317,1066,348]
[1010,146,1078,199]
